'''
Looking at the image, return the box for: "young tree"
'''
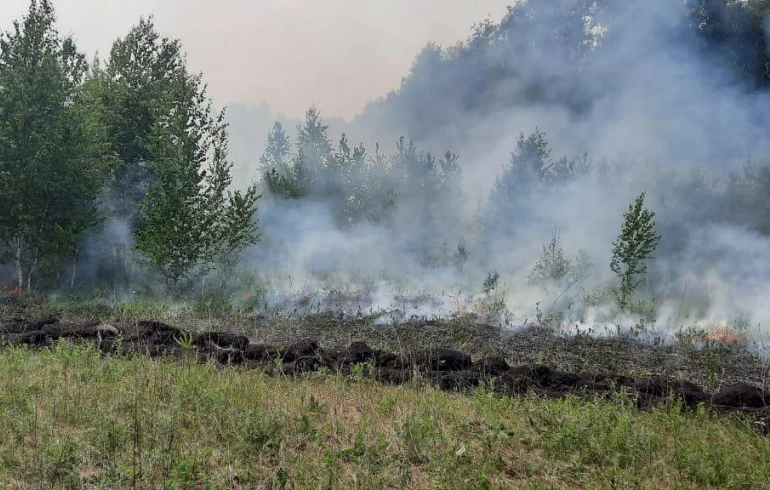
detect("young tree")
[529,231,590,316]
[263,148,312,199]
[259,121,291,173]
[96,17,187,227]
[261,108,334,200]
[134,59,260,289]
[0,0,111,291]
[528,231,574,285]
[610,192,661,310]
[297,106,333,173]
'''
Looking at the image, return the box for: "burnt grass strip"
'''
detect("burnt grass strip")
[1,316,768,434]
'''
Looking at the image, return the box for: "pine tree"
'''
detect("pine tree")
[259,121,291,173]
[528,231,573,285]
[297,106,333,171]
[486,128,588,238]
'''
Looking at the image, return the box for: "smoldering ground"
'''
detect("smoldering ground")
[61,1,770,346]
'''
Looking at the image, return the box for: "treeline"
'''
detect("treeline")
[0,2,258,292]
[2,0,770,302]
[258,110,463,247]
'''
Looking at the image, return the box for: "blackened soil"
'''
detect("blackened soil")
[1,316,768,434]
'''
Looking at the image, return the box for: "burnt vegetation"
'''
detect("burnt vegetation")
[0,315,767,426]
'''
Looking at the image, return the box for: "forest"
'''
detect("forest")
[2,0,770,334]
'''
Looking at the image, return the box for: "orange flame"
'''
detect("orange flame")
[0,283,20,295]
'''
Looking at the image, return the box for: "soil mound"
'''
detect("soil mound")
[1,317,767,432]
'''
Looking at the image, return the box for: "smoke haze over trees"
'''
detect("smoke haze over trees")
[2,0,770,336]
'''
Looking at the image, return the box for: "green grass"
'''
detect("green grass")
[0,343,767,489]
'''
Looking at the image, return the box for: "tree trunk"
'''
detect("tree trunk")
[14,238,23,291]
[70,245,79,290]
[27,255,37,293]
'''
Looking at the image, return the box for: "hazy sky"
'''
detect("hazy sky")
[2,0,511,119]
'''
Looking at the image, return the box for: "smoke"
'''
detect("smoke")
[7,0,760,349]
[214,0,770,344]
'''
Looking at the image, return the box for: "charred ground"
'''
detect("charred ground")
[2,301,768,434]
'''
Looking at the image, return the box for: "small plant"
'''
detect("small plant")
[454,240,469,271]
[352,362,377,380]
[529,231,591,318]
[529,230,574,285]
[610,192,661,310]
[174,330,195,354]
[483,270,500,294]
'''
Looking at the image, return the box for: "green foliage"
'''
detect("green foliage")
[486,129,589,237]
[692,0,770,86]
[95,16,187,227]
[260,108,459,229]
[135,95,260,289]
[173,329,194,353]
[482,270,500,294]
[0,0,112,291]
[610,192,662,310]
[259,121,291,172]
[528,231,590,292]
[529,231,571,285]
[260,121,307,199]
[92,18,261,290]
[263,150,312,199]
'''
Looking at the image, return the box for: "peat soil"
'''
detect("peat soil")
[0,315,768,434]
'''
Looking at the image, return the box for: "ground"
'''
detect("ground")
[0,296,769,488]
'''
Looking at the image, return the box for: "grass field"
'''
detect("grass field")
[0,342,768,489]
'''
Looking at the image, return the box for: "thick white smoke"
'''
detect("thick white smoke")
[219,2,770,344]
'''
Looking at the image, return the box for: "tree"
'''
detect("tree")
[71,17,192,288]
[485,129,588,238]
[263,148,312,199]
[610,192,661,310]
[96,16,187,227]
[261,108,334,200]
[259,110,400,226]
[529,231,590,317]
[259,121,291,173]
[134,59,260,289]
[0,0,111,290]
[528,231,574,285]
[297,106,333,177]
[691,0,770,86]
[492,128,587,202]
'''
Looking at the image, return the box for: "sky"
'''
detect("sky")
[1,0,512,119]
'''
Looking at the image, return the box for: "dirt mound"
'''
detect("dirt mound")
[409,348,471,371]
[193,332,250,351]
[472,356,510,376]
[1,317,768,431]
[712,383,769,409]
[635,376,707,408]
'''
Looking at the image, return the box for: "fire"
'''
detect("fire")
[453,298,468,318]
[703,327,744,347]
[0,283,20,295]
